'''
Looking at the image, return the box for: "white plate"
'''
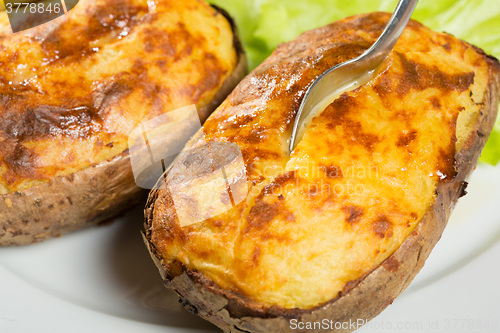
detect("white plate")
[1,164,500,333]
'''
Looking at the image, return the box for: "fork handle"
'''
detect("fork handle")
[360,0,419,66]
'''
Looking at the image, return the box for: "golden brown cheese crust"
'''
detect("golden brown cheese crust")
[0,0,246,246]
[147,12,500,313]
[0,0,238,194]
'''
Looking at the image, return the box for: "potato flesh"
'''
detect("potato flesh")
[0,0,238,194]
[150,13,493,309]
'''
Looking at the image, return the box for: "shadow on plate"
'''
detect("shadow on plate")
[103,202,218,330]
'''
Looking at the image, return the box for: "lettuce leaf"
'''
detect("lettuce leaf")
[481,121,500,165]
[211,0,500,165]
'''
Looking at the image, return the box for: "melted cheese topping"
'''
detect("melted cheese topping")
[0,0,238,194]
[150,13,496,309]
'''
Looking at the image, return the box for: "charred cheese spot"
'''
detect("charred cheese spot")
[372,74,392,101]
[372,216,394,239]
[245,201,281,231]
[1,144,39,185]
[395,52,475,97]
[342,205,364,225]
[261,171,297,196]
[430,96,442,109]
[2,105,102,141]
[322,94,382,153]
[396,130,418,147]
[321,165,343,179]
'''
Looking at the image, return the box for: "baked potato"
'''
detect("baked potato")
[144,12,500,332]
[0,0,246,246]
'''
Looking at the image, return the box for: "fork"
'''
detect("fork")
[289,0,419,152]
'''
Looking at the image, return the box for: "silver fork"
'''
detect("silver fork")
[289,0,419,152]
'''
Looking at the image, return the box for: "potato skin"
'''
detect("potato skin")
[0,2,247,246]
[0,151,140,245]
[144,13,500,333]
[145,74,499,333]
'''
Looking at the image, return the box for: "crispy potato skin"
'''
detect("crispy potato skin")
[145,12,500,332]
[0,0,246,245]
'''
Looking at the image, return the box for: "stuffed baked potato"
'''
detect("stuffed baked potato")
[144,12,500,332]
[0,0,246,246]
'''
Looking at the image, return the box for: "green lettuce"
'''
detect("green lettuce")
[211,0,500,165]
